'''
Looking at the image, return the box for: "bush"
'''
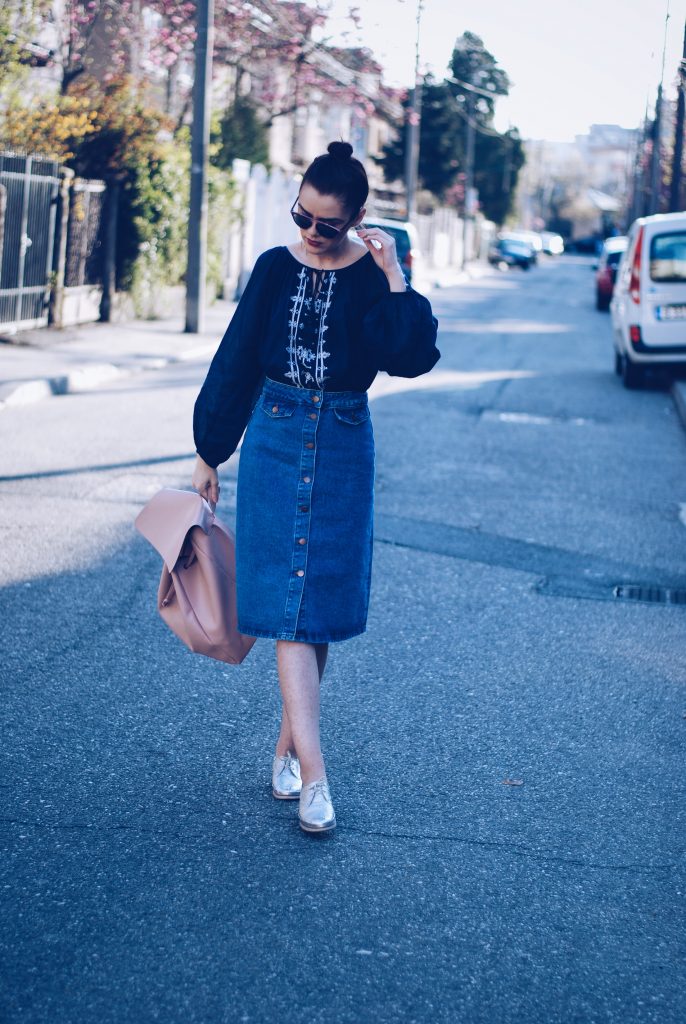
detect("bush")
[1,77,238,316]
[129,133,237,317]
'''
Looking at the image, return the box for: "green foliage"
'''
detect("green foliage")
[212,95,270,170]
[378,79,461,200]
[127,141,191,311]
[1,70,237,311]
[0,1,52,92]
[474,129,525,225]
[448,31,510,120]
[127,134,237,315]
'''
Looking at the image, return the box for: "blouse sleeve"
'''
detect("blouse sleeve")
[193,250,277,468]
[361,284,440,378]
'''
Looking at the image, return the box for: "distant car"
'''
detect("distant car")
[488,236,537,270]
[595,236,628,310]
[541,231,565,256]
[504,230,542,257]
[610,212,686,388]
[572,235,603,255]
[356,217,424,286]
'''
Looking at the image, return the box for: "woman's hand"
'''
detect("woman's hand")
[355,226,407,292]
[192,454,220,507]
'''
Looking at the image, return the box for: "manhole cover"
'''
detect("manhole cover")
[613,584,686,606]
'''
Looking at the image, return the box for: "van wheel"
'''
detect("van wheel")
[622,356,644,389]
[614,351,623,376]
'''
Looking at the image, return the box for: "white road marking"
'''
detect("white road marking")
[481,410,592,426]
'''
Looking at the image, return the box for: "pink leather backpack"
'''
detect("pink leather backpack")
[135,488,255,665]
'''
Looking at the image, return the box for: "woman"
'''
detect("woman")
[192,141,439,834]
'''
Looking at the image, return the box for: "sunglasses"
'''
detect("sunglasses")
[290,199,354,240]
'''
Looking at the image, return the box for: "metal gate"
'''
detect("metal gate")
[65,179,106,288]
[0,153,60,331]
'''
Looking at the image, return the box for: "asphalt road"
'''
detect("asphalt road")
[1,255,684,1024]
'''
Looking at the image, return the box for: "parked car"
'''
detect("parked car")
[571,235,603,254]
[610,212,686,388]
[508,230,543,256]
[594,236,628,310]
[488,236,537,270]
[356,217,424,286]
[541,231,565,255]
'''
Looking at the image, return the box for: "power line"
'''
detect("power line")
[446,74,504,100]
[452,99,511,140]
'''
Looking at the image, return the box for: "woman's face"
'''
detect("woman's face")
[294,183,364,257]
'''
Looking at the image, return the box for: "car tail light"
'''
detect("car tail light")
[629,324,642,346]
[629,227,644,304]
[403,250,414,270]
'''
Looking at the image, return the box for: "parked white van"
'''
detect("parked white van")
[610,211,686,388]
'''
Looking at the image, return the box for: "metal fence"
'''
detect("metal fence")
[0,153,60,330]
[64,179,106,288]
[0,154,107,331]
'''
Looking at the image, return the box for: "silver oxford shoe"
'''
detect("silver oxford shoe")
[272,752,302,800]
[299,777,336,834]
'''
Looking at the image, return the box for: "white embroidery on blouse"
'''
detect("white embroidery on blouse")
[286,268,335,389]
[315,271,334,386]
[287,267,308,388]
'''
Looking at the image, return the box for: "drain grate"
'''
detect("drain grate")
[613,584,686,606]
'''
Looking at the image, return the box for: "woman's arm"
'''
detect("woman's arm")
[357,230,440,378]
[193,249,279,475]
[356,225,407,292]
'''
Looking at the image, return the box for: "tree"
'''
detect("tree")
[377,77,462,200]
[473,128,525,225]
[447,30,510,120]
[378,29,524,223]
[212,94,270,169]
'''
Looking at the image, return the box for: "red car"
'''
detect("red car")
[595,236,628,310]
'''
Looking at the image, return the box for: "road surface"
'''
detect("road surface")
[1,255,684,1023]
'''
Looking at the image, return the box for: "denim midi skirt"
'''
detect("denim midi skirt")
[235,378,375,643]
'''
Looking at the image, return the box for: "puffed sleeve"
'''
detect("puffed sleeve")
[362,284,440,378]
[193,250,278,468]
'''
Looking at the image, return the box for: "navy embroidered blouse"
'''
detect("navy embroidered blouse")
[193,245,440,468]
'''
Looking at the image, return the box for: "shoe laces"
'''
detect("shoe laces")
[305,779,330,806]
[277,753,300,778]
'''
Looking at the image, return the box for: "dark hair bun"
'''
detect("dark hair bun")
[327,141,353,161]
[302,141,368,214]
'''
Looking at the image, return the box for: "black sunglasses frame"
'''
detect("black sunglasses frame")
[290,199,356,240]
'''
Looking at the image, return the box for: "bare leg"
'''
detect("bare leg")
[275,643,328,756]
[275,640,329,784]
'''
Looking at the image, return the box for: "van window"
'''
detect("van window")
[606,250,625,268]
[650,232,686,282]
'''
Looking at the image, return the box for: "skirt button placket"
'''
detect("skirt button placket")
[284,387,322,634]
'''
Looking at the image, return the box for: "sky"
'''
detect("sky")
[324,0,686,141]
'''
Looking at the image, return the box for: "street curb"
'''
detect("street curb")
[0,342,219,412]
[671,381,686,435]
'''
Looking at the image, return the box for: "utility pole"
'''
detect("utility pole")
[649,83,663,216]
[461,88,476,270]
[185,0,214,334]
[669,19,686,212]
[404,0,423,221]
[649,1,670,217]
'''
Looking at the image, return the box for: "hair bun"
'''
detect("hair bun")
[327,141,353,161]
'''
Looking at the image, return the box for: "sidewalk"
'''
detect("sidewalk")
[0,300,236,410]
